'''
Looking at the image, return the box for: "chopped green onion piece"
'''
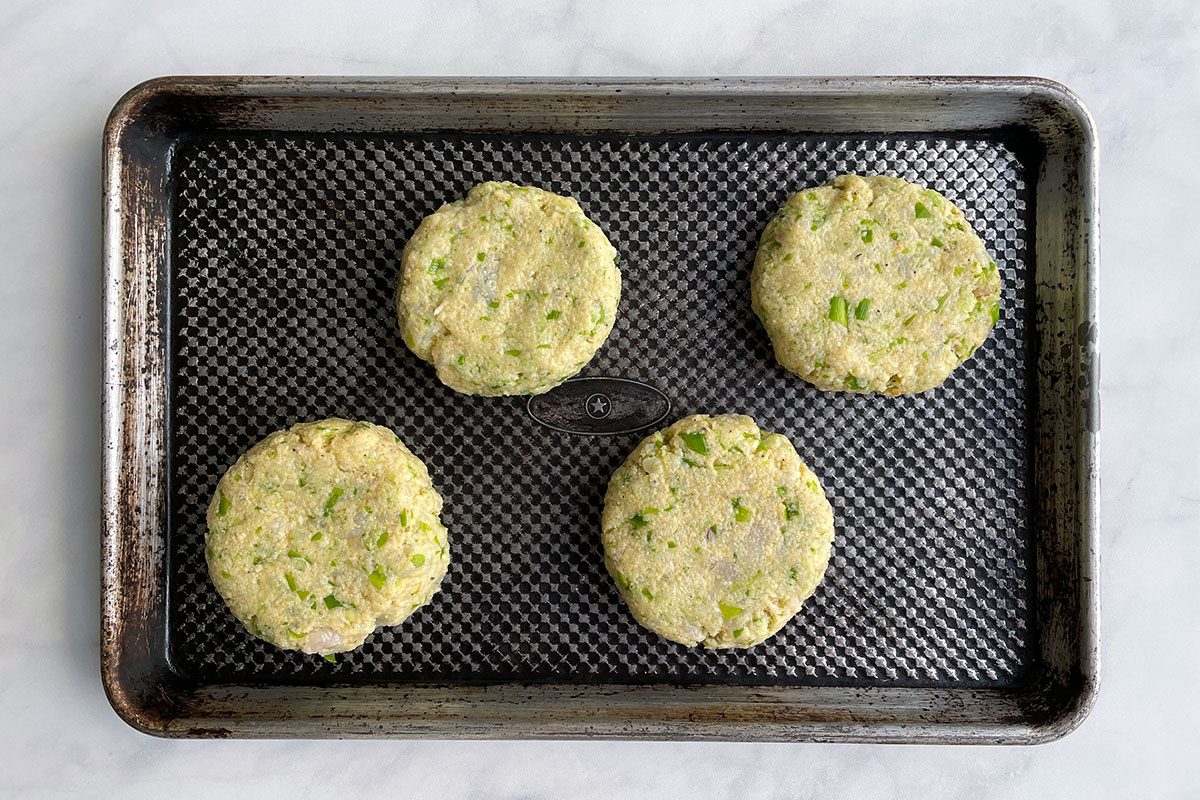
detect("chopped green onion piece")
[902,314,917,327]
[682,457,702,468]
[718,602,743,620]
[323,595,344,610]
[399,510,409,527]
[630,513,649,528]
[785,503,801,520]
[641,587,654,601]
[410,553,426,567]
[368,564,387,589]
[990,301,1001,324]
[930,235,945,248]
[323,654,336,663]
[854,298,871,320]
[789,567,799,581]
[936,292,951,311]
[860,228,873,243]
[828,296,849,326]
[216,493,231,516]
[732,498,752,522]
[732,628,745,637]
[667,541,677,549]
[914,202,931,219]
[375,531,389,549]
[546,309,562,320]
[846,375,867,391]
[433,277,448,290]
[504,349,523,357]
[322,487,343,516]
[476,251,486,261]
[487,300,500,309]
[679,431,708,455]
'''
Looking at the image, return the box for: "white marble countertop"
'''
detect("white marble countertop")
[1,0,1196,796]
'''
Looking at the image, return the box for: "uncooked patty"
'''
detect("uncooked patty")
[751,174,1001,395]
[205,419,449,656]
[601,414,835,649]
[397,181,621,396]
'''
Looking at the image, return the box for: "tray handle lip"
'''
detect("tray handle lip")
[103,73,1101,105]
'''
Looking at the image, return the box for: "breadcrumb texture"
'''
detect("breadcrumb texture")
[751,174,1001,395]
[205,419,449,655]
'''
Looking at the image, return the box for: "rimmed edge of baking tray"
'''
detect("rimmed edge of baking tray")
[101,76,1098,743]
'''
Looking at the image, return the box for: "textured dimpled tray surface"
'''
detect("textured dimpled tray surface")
[104,78,1098,741]
[170,132,1032,687]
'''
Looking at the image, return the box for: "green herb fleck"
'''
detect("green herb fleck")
[733,628,745,637]
[902,314,917,327]
[504,348,523,357]
[322,487,344,517]
[476,251,486,261]
[719,602,743,620]
[860,227,874,244]
[323,654,336,663]
[399,509,409,527]
[323,595,345,610]
[785,502,801,520]
[487,300,500,310]
[990,301,1001,324]
[846,375,867,391]
[546,309,562,320]
[667,541,677,549]
[789,567,799,581]
[630,513,649,529]
[854,298,872,320]
[411,553,426,568]
[914,202,932,219]
[287,549,311,564]
[680,431,708,455]
[732,498,752,523]
[930,235,945,248]
[641,587,655,601]
[375,531,389,549]
[217,493,231,516]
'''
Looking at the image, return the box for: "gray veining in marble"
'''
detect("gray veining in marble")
[0,0,1196,796]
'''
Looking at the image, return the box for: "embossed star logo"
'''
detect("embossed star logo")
[585,393,611,419]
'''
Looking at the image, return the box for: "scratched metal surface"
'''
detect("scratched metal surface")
[167,130,1034,688]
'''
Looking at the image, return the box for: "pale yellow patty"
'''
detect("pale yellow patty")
[751,174,1001,395]
[205,419,449,656]
[601,414,835,649]
[398,181,621,396]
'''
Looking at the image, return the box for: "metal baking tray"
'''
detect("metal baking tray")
[102,77,1098,742]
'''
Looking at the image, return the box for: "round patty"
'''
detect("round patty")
[205,419,449,656]
[398,181,621,396]
[601,414,835,649]
[751,174,1001,395]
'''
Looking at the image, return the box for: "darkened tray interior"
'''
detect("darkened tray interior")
[169,131,1034,688]
[103,78,1097,741]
